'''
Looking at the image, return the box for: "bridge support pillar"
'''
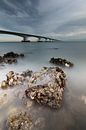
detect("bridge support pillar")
[38,37,42,42]
[22,36,30,42]
[45,38,49,42]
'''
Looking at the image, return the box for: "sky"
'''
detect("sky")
[0,0,86,41]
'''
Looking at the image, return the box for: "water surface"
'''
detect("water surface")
[0,41,86,130]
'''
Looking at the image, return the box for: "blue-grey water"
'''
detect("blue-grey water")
[0,41,86,130]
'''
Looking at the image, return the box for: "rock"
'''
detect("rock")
[3,52,24,59]
[6,71,14,80]
[4,58,17,64]
[0,71,19,88]
[20,53,24,58]
[7,112,33,130]
[0,56,3,63]
[50,57,73,68]
[8,78,14,86]
[21,70,33,77]
[25,67,66,109]
[0,80,8,89]
[6,71,24,87]
[0,70,33,89]
[0,52,24,65]
[3,52,19,59]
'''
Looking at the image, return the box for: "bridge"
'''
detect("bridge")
[0,30,58,42]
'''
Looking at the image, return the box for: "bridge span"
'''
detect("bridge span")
[0,30,57,42]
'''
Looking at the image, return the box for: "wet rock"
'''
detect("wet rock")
[3,52,24,59]
[50,57,73,68]
[0,80,8,89]
[0,52,24,65]
[3,52,19,59]
[25,67,66,109]
[7,112,33,130]
[6,71,14,80]
[0,70,33,89]
[0,71,23,88]
[0,56,3,63]
[4,58,17,64]
[20,53,24,58]
[21,70,33,77]
[7,71,25,87]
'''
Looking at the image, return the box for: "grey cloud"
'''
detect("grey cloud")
[54,17,86,34]
[0,0,40,33]
[0,0,39,16]
[0,0,86,40]
[0,0,17,15]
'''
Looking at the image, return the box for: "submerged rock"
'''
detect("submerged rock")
[25,67,66,109]
[7,112,33,130]
[0,93,8,106]
[50,57,73,68]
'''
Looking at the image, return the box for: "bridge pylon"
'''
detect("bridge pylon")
[22,36,30,42]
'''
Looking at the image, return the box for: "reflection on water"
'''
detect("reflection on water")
[0,41,86,130]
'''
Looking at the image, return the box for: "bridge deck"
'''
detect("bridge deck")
[0,30,57,41]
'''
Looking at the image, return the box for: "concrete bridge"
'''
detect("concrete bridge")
[0,30,57,42]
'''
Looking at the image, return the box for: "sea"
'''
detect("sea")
[0,41,86,130]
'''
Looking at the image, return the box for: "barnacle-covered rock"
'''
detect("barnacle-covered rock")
[21,70,33,78]
[0,72,24,89]
[4,58,17,64]
[25,67,66,109]
[0,69,33,89]
[0,80,8,89]
[7,112,33,130]
[50,57,73,68]
[0,52,24,65]
[6,71,24,87]
[6,71,14,80]
[3,52,24,59]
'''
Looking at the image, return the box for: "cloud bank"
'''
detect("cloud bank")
[0,0,86,40]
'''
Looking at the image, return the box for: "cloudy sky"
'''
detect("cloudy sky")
[0,0,86,41]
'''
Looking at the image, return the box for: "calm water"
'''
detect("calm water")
[0,41,86,130]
